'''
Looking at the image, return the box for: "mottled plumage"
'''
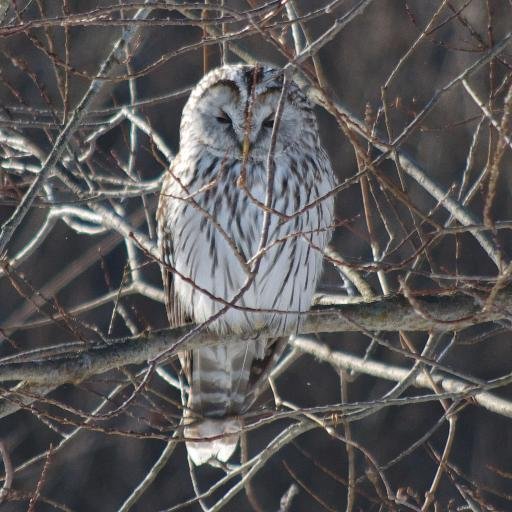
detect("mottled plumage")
[157,64,336,465]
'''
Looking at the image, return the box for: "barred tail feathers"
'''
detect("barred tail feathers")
[184,339,265,465]
[190,339,264,416]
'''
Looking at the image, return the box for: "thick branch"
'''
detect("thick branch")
[0,287,511,386]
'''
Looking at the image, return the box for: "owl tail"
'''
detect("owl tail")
[184,339,265,465]
[184,415,241,466]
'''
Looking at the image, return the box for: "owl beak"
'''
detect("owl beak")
[242,135,251,162]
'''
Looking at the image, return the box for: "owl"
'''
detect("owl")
[157,64,336,465]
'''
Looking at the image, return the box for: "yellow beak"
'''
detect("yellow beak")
[242,136,250,162]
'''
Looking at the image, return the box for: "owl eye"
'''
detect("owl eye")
[263,116,274,129]
[216,112,232,125]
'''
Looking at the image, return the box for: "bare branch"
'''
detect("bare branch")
[1,287,512,387]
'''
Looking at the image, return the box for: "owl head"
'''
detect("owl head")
[179,64,318,160]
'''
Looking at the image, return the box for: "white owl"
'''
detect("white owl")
[157,64,336,465]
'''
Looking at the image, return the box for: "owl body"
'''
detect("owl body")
[157,65,336,465]
[160,150,333,335]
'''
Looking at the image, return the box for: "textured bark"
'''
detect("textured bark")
[0,287,509,386]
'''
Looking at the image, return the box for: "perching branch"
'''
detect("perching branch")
[1,286,511,387]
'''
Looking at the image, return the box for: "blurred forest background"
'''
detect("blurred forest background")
[1,0,512,510]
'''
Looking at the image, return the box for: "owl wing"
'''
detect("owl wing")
[157,170,192,380]
[242,336,289,412]
[159,231,189,328]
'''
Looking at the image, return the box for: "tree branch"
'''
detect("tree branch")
[1,287,511,387]
[290,337,512,419]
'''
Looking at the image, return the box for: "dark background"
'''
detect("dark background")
[1,1,512,510]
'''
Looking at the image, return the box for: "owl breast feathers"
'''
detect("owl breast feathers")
[157,64,336,465]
